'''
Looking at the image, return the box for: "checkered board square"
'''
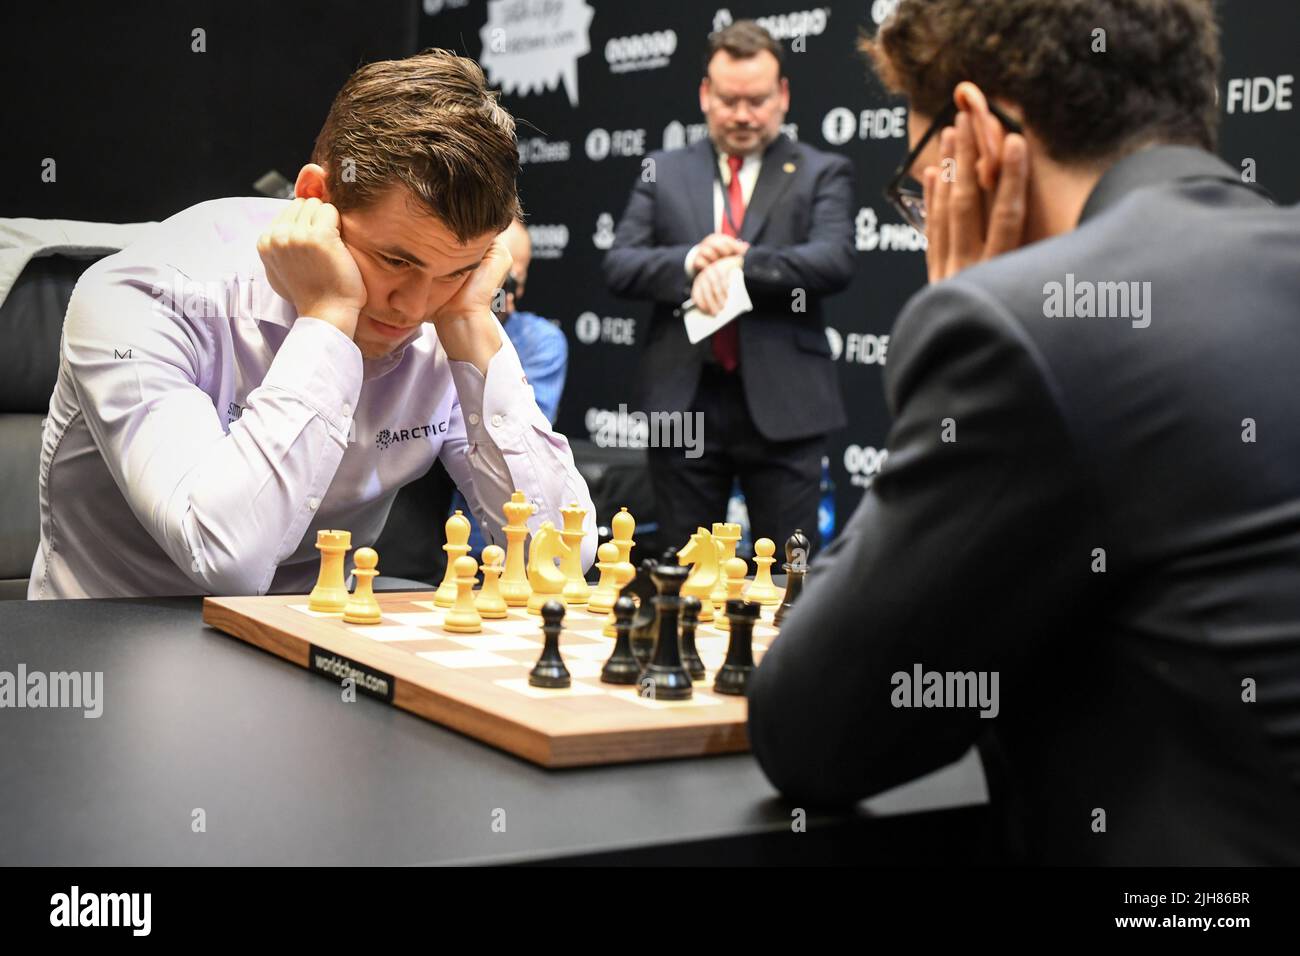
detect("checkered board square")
[203,590,782,768]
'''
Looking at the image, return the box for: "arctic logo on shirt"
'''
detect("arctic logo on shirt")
[375,421,448,449]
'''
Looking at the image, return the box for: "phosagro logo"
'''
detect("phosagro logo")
[843,443,889,489]
[822,105,907,145]
[575,311,636,346]
[528,223,570,260]
[606,29,677,73]
[375,421,448,450]
[714,7,830,41]
[856,207,926,252]
[586,127,647,161]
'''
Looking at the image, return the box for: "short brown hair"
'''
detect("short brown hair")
[312,48,523,243]
[705,20,784,78]
[861,0,1221,164]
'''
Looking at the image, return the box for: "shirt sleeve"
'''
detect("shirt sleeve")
[63,262,362,595]
[438,331,597,572]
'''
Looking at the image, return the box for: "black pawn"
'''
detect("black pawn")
[601,595,642,685]
[679,595,706,681]
[714,599,760,696]
[775,528,811,627]
[641,560,693,700]
[529,600,570,688]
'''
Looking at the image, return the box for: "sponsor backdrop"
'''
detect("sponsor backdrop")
[419,0,1299,536]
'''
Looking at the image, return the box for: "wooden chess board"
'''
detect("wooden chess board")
[202,591,782,768]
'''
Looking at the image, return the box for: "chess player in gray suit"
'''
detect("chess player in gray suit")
[748,0,1300,864]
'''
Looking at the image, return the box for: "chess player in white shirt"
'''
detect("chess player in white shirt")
[28,50,596,599]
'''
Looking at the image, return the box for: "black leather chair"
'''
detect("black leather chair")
[0,254,84,599]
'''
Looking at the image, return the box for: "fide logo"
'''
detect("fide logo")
[592,213,615,250]
[585,127,646,161]
[575,311,635,346]
[824,326,843,361]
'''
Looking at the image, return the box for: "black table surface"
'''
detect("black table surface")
[0,595,990,865]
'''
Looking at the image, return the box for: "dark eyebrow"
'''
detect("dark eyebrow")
[436,259,483,280]
[379,245,480,279]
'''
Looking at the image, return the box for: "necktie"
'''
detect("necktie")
[711,154,745,372]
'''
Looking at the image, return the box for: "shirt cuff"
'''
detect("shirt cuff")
[449,337,547,447]
[260,316,362,437]
[685,244,701,277]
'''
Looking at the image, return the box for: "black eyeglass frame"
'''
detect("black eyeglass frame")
[884,100,1025,233]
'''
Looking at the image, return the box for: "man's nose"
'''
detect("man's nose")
[389,274,437,322]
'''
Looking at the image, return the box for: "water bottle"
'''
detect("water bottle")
[818,456,836,543]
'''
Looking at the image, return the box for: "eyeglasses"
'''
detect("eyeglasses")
[884,101,1024,234]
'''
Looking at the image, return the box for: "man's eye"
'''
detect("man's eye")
[382,255,409,269]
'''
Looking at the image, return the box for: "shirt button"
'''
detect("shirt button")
[468,413,480,426]
[342,402,352,417]
[491,414,504,428]
[308,497,320,511]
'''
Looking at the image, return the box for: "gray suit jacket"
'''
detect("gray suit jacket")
[748,145,1300,864]
[602,134,854,442]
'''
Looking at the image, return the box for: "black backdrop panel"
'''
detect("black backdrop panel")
[1,0,1294,535]
[418,0,1299,531]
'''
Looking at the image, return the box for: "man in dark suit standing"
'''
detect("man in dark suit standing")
[748,0,1300,864]
[603,20,854,554]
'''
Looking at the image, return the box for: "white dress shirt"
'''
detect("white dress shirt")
[28,197,596,599]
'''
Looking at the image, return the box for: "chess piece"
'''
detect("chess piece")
[640,558,693,700]
[309,529,352,613]
[342,546,382,624]
[714,599,760,696]
[435,510,472,608]
[679,595,706,681]
[443,555,482,633]
[529,600,570,688]
[611,506,636,567]
[601,552,640,637]
[709,522,741,614]
[559,501,590,606]
[775,529,811,627]
[587,542,621,615]
[526,521,570,614]
[624,556,661,661]
[744,537,782,605]
[600,596,642,685]
[677,527,718,620]
[500,491,534,607]
[716,556,747,632]
[475,545,508,619]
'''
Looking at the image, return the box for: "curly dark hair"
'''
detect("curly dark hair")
[861,0,1221,164]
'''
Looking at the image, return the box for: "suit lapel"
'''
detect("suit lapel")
[686,140,717,239]
[740,135,798,244]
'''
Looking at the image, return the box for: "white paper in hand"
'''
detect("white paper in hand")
[683,268,753,345]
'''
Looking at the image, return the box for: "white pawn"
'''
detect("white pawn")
[716,555,747,632]
[586,541,621,615]
[343,547,382,625]
[435,510,472,608]
[744,537,782,605]
[444,555,482,633]
[475,545,508,619]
